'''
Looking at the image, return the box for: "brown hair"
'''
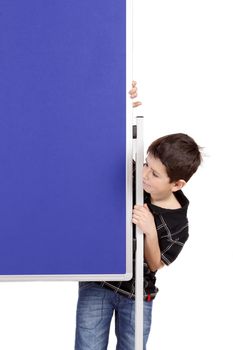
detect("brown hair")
[147,133,202,182]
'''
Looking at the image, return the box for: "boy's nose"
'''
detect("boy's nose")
[143,167,150,179]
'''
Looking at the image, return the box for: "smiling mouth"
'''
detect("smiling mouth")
[143,182,150,187]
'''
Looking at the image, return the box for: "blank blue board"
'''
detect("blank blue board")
[0,0,132,280]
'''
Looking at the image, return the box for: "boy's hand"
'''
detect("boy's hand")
[128,81,142,108]
[132,204,156,237]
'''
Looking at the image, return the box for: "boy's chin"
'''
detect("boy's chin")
[143,184,151,193]
[143,187,150,194]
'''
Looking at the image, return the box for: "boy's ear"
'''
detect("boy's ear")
[171,179,186,192]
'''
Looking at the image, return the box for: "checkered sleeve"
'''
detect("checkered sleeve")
[158,215,189,266]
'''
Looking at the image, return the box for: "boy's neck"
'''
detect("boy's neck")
[150,192,181,210]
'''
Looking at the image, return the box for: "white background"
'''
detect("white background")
[0,1,233,349]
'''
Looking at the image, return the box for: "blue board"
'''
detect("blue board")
[0,0,132,280]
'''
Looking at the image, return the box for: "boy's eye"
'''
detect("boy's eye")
[152,172,158,177]
[143,162,148,167]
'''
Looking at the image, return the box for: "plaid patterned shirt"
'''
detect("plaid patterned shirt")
[97,189,189,302]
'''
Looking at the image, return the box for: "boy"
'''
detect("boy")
[75,84,202,350]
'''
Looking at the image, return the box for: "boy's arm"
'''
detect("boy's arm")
[132,204,164,271]
[144,229,164,271]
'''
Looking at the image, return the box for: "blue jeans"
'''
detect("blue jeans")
[75,282,153,350]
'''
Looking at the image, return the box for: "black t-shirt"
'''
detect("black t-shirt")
[97,189,189,301]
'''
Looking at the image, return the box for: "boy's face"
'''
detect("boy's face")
[143,154,177,201]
